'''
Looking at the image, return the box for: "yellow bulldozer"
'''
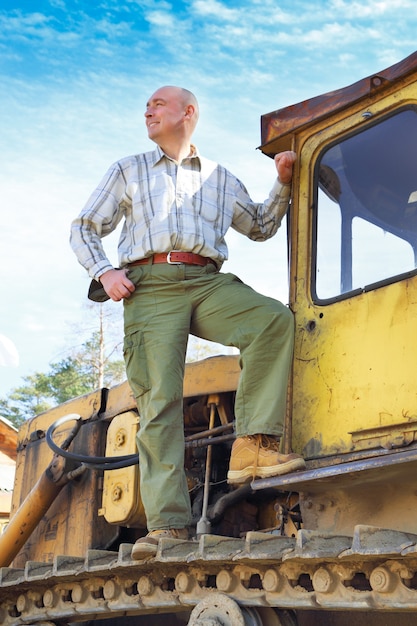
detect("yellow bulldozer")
[2,50,417,626]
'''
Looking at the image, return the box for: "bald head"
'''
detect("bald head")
[177,87,199,124]
[146,86,199,125]
[145,86,200,154]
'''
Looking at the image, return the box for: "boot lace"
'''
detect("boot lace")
[246,434,280,479]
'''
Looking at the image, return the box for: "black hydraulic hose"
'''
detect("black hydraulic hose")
[46,413,235,471]
[46,414,139,470]
[208,483,253,524]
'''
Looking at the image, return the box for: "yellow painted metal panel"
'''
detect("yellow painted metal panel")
[11,419,117,567]
[289,79,417,459]
[15,389,104,454]
[103,354,241,419]
[292,277,417,457]
[100,411,146,527]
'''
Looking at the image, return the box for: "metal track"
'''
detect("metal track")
[3,525,417,624]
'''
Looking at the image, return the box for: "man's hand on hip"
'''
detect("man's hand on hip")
[99,268,136,302]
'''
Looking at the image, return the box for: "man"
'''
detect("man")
[70,85,305,560]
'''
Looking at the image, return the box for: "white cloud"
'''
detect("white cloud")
[330,0,417,18]
[0,0,416,397]
[145,9,176,27]
[191,0,240,21]
[299,22,381,48]
[0,11,68,44]
[0,336,19,368]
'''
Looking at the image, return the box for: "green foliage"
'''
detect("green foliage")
[0,306,231,429]
[0,397,22,426]
[0,323,125,428]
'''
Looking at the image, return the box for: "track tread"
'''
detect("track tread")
[3,527,417,624]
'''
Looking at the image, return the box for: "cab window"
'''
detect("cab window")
[314,108,417,302]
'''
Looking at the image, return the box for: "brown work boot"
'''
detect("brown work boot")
[227,434,306,485]
[131,528,189,560]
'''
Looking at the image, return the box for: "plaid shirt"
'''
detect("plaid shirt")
[70,145,291,280]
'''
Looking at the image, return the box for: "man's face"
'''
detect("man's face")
[145,86,187,144]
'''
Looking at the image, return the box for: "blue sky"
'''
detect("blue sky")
[1,0,416,396]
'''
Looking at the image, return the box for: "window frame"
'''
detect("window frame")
[311,106,417,305]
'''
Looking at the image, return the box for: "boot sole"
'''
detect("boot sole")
[131,532,189,560]
[131,538,159,560]
[131,544,158,560]
[227,457,306,485]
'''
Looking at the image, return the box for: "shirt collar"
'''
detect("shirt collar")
[151,144,201,167]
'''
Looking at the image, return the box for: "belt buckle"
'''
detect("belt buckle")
[166,250,183,265]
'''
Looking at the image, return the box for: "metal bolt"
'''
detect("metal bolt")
[43,589,58,608]
[312,567,336,593]
[137,576,154,596]
[71,584,87,603]
[103,579,120,600]
[16,594,27,613]
[216,570,237,592]
[175,571,194,593]
[370,566,396,593]
[115,430,126,447]
[112,486,123,501]
[263,568,282,592]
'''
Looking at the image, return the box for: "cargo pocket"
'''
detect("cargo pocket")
[123,329,150,398]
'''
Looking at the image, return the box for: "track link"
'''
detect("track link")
[3,525,417,624]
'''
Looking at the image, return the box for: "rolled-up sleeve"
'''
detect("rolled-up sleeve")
[231,177,291,241]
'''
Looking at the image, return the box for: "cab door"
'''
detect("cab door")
[290,93,417,460]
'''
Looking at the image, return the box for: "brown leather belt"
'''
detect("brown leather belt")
[128,251,217,268]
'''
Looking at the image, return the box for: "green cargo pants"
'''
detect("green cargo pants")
[123,262,294,531]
